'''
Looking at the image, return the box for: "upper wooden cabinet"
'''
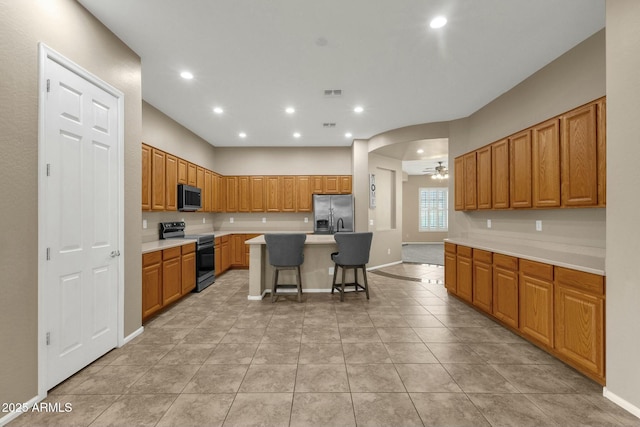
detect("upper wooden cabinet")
[339,176,352,194]
[279,176,296,212]
[453,97,605,211]
[323,176,340,194]
[561,102,599,207]
[237,176,250,212]
[491,139,509,209]
[250,176,266,212]
[165,154,178,211]
[187,162,197,187]
[463,152,477,210]
[454,156,464,211]
[141,144,152,210]
[476,146,492,210]
[204,170,212,212]
[177,158,188,185]
[532,118,561,208]
[151,148,166,211]
[311,176,324,194]
[225,176,238,212]
[297,176,313,212]
[509,130,532,208]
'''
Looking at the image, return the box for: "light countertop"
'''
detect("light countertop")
[444,237,605,276]
[142,238,197,254]
[246,233,337,245]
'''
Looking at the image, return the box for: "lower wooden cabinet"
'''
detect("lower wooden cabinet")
[492,254,519,329]
[472,249,493,313]
[443,243,605,384]
[142,243,197,323]
[220,235,231,274]
[519,260,554,348]
[554,267,605,383]
[456,246,473,303]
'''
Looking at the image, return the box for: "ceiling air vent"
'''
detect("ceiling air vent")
[323,89,342,97]
[322,123,337,128]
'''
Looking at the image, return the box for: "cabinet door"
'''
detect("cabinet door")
[165,154,178,211]
[476,146,492,210]
[491,139,509,209]
[230,234,245,266]
[280,176,296,212]
[238,176,251,212]
[311,176,324,194]
[151,148,166,210]
[472,251,493,313]
[225,176,238,212]
[196,167,205,211]
[532,118,561,208]
[142,251,162,321]
[562,103,598,207]
[266,176,282,212]
[456,252,473,303]
[162,248,182,306]
[597,99,606,207]
[204,170,212,212]
[214,240,222,276]
[296,176,313,212]
[187,162,197,186]
[323,176,340,194]
[509,130,532,208]
[141,144,152,210]
[519,273,553,348]
[181,248,196,294]
[213,174,222,213]
[250,176,266,212]
[493,265,518,329]
[454,156,465,211]
[445,252,457,294]
[339,176,352,194]
[463,153,477,210]
[177,158,188,185]
[243,234,259,267]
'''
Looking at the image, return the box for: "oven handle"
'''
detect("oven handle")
[197,242,214,250]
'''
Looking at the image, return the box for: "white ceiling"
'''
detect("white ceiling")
[79,0,604,157]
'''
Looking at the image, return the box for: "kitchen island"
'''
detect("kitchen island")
[245,234,339,299]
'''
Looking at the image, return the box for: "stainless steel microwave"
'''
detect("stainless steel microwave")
[178,184,201,211]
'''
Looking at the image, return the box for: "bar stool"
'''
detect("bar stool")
[264,233,306,303]
[331,232,373,301]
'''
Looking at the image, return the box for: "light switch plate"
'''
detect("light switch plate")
[487,219,492,229]
[142,219,147,229]
[536,220,542,231]
[230,217,234,223]
[304,217,308,223]
[262,217,266,223]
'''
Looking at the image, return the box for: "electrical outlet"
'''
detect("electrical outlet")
[369,219,374,226]
[181,218,185,222]
[142,219,147,229]
[536,220,542,231]
[203,217,206,224]
[304,217,308,223]
[387,248,391,255]
[487,219,492,229]
[262,217,266,223]
[328,267,334,275]
[230,217,234,223]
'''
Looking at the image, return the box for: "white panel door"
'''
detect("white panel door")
[43,57,120,389]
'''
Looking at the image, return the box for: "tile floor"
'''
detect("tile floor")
[9,264,640,427]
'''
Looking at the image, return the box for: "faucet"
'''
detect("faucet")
[336,217,344,232]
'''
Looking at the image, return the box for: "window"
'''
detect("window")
[419,187,448,231]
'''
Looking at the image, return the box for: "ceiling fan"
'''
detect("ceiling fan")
[423,161,449,180]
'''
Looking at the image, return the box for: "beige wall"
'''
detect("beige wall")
[605,0,640,411]
[0,0,142,405]
[402,175,448,243]
[213,146,352,176]
[448,29,606,255]
[367,153,403,267]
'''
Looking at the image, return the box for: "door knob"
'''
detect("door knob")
[110,250,121,258]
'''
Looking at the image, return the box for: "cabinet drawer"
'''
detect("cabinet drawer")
[445,242,457,254]
[473,249,492,264]
[182,242,196,255]
[457,245,472,258]
[143,250,162,266]
[220,235,230,244]
[163,246,181,260]
[520,259,553,281]
[493,253,518,270]
[555,267,604,296]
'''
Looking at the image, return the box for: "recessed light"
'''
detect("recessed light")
[213,107,223,114]
[239,132,247,138]
[180,71,194,80]
[293,132,301,138]
[430,16,447,29]
[417,149,424,154]
[285,107,295,114]
[353,106,364,113]
[345,132,353,138]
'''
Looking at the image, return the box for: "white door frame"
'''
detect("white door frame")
[37,43,125,399]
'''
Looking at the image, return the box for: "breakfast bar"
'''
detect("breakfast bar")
[245,234,339,299]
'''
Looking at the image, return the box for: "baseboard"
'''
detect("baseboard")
[369,260,402,270]
[123,326,144,346]
[265,288,333,294]
[0,394,43,426]
[603,387,640,419]
[402,242,444,245]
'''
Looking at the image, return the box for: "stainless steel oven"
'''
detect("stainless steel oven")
[159,222,215,292]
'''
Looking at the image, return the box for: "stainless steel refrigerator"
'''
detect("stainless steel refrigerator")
[313,194,354,234]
